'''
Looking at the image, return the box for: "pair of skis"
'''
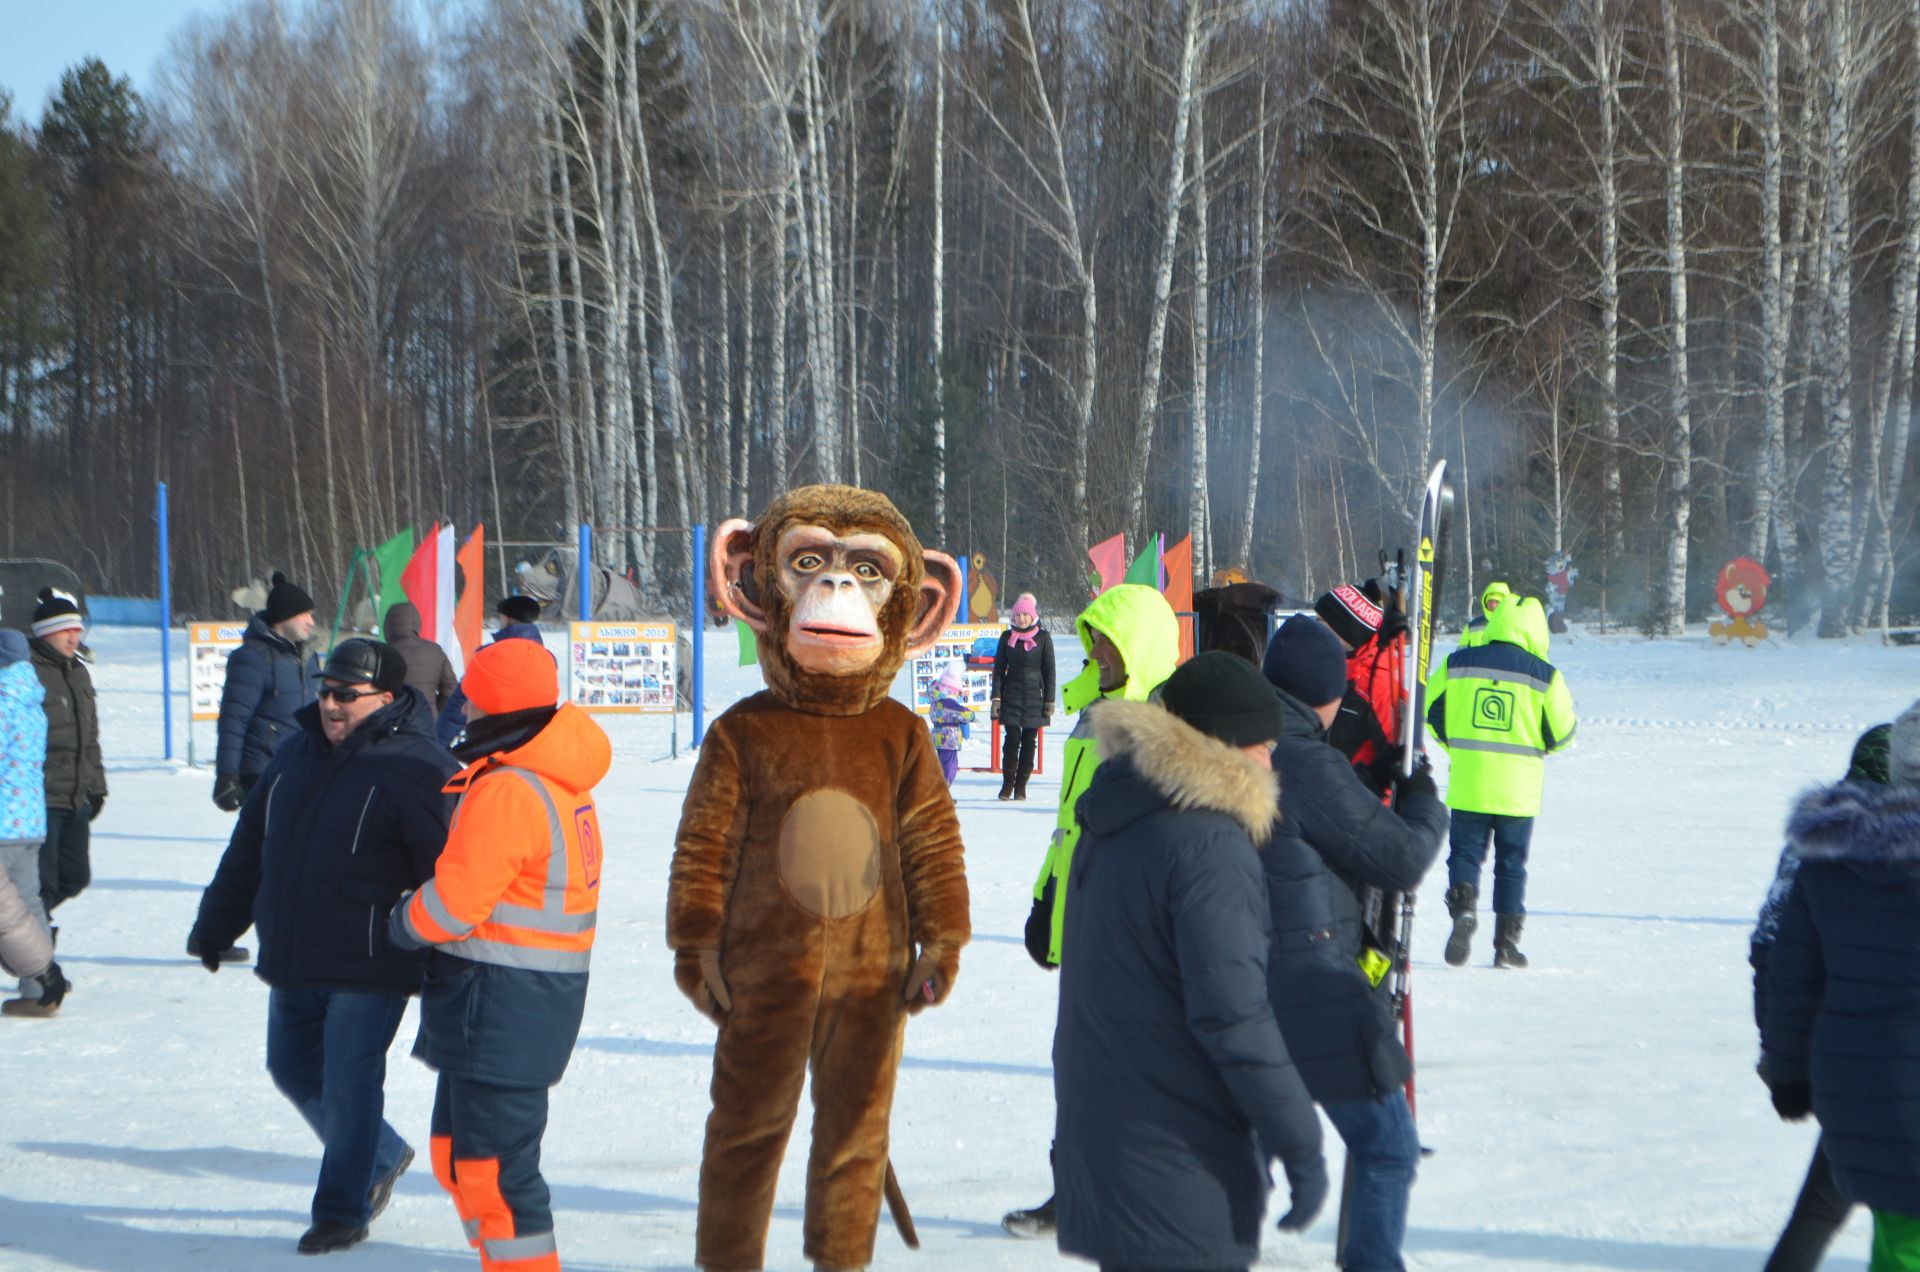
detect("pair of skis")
[1334,460,1453,1266]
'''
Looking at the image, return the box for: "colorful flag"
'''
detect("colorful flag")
[1124,535,1164,588]
[454,525,486,669]
[1162,535,1195,662]
[1087,533,1127,597]
[372,528,415,635]
[401,523,465,679]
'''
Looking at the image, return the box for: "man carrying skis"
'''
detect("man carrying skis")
[1006,582,1182,1238]
[1427,595,1577,968]
[1260,615,1448,1272]
[1315,583,1406,796]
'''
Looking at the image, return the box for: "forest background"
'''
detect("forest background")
[3,0,1918,636]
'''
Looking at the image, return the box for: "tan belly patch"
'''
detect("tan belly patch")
[776,789,883,919]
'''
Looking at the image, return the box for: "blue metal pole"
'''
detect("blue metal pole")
[692,524,707,747]
[957,554,969,625]
[577,523,593,622]
[158,481,173,761]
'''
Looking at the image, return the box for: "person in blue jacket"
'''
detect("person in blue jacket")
[1055,653,1326,1272]
[1763,701,1920,1272]
[214,572,320,811]
[191,639,459,1255]
[435,596,545,747]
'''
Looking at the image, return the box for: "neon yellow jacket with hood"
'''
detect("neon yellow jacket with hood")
[1461,580,1514,648]
[1030,584,1182,965]
[1426,595,1576,817]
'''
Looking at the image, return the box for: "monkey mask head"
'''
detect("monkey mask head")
[713,485,962,715]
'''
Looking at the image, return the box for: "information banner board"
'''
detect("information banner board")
[188,622,248,721]
[907,623,1001,717]
[569,621,678,713]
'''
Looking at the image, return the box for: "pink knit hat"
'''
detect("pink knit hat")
[935,659,967,692]
[1011,593,1039,620]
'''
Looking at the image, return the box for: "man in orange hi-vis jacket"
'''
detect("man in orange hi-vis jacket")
[390,638,611,1272]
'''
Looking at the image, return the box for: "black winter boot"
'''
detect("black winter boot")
[1493,914,1528,969]
[1443,883,1478,967]
[998,778,1014,801]
[1002,1194,1056,1238]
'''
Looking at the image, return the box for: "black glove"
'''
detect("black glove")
[1024,889,1057,972]
[990,699,1001,722]
[1395,757,1438,803]
[194,933,230,973]
[86,794,105,823]
[212,774,246,813]
[1276,1154,1329,1232]
[1378,610,1410,643]
[34,961,70,1009]
[1771,1080,1814,1122]
[387,892,425,951]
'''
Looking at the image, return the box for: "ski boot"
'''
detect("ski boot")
[1493,914,1528,969]
[1443,883,1477,967]
[1002,1194,1056,1238]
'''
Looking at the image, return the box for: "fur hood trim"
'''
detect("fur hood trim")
[1091,700,1279,840]
[1787,780,1920,865]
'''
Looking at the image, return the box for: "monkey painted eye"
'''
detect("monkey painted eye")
[793,552,826,572]
[854,561,882,581]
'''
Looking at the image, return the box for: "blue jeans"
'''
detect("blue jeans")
[266,987,412,1227]
[1447,810,1535,916]
[1325,1091,1420,1272]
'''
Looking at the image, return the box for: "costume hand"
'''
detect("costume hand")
[675,948,731,1025]
[87,795,106,823]
[212,774,246,813]
[902,944,960,1014]
[1275,1155,1329,1232]
[1771,1080,1814,1122]
[34,961,70,1008]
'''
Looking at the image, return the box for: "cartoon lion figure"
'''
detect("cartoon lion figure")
[1709,557,1771,646]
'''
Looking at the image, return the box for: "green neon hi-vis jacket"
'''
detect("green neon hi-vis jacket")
[1030,584,1182,965]
[1460,580,1514,649]
[1426,595,1576,818]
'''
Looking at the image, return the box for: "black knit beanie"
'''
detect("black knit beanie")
[30,587,85,639]
[496,595,541,625]
[1313,584,1383,652]
[1158,652,1285,748]
[1262,613,1351,708]
[262,572,316,625]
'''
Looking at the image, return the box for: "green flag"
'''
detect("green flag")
[1123,535,1163,587]
[737,623,759,668]
[372,528,415,635]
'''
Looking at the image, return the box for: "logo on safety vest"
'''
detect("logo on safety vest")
[1473,686,1515,732]
[575,806,602,889]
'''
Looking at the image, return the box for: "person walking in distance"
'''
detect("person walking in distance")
[992,593,1056,801]
[0,627,66,1018]
[27,589,105,925]
[1426,595,1577,969]
[384,602,458,712]
[214,572,320,812]
[392,638,610,1272]
[190,639,459,1254]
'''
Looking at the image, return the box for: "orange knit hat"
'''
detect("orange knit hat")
[463,638,559,715]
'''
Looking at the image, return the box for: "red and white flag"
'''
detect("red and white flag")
[401,522,466,679]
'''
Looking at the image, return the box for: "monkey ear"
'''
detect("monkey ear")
[711,518,768,634]
[906,551,964,657]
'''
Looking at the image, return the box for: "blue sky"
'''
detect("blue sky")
[0,0,217,125]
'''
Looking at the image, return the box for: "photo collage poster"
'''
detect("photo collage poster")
[569,622,678,713]
[188,623,249,721]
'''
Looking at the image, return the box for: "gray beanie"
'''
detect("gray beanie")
[0,630,27,666]
[1891,701,1920,788]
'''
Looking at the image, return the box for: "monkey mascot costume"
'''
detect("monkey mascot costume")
[669,486,971,1272]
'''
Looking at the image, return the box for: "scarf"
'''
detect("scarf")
[1008,624,1039,652]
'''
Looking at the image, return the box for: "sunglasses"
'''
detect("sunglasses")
[316,685,388,704]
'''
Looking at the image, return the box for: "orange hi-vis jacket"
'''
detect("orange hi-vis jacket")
[402,704,612,974]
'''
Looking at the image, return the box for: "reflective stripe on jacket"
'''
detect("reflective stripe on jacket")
[1426,597,1575,818]
[404,704,610,974]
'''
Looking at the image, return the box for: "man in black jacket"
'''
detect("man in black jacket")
[214,572,320,812]
[191,639,459,1256]
[1055,653,1326,1272]
[1261,615,1449,1272]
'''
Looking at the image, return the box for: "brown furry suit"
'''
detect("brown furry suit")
[669,487,970,1272]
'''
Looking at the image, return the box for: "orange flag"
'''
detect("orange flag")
[454,524,486,667]
[1161,535,1195,662]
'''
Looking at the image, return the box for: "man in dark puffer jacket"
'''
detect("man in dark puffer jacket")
[1260,615,1448,1272]
[1056,653,1326,1272]
[381,602,457,712]
[191,639,459,1256]
[1763,700,1920,1271]
[215,572,321,811]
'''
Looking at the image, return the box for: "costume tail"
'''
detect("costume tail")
[885,1159,920,1250]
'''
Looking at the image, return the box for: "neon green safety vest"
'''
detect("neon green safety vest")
[1427,596,1576,818]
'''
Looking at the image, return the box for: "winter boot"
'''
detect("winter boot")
[296,1221,368,1255]
[1,996,56,1018]
[998,778,1014,801]
[1013,780,1029,802]
[1002,1194,1056,1238]
[1493,914,1528,969]
[367,1145,415,1222]
[1443,883,1478,967]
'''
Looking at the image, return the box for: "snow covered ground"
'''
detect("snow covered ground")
[0,620,1909,1271]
